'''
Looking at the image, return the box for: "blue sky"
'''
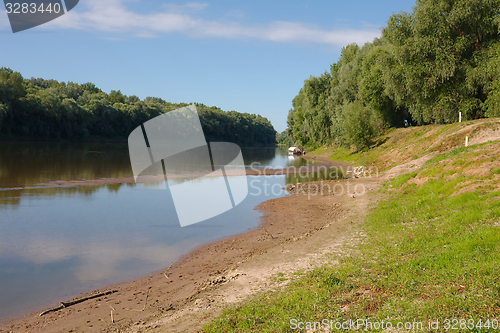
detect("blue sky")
[0,0,416,132]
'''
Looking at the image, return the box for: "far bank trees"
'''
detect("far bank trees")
[0,69,276,145]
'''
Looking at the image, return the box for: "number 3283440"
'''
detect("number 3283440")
[5,2,62,14]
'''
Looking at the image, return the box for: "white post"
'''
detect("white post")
[459,112,462,123]
[465,136,468,147]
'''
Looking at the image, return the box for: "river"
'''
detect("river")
[0,142,338,320]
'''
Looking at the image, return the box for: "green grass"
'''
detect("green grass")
[309,118,500,173]
[202,143,500,332]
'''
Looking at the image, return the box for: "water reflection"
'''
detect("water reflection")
[0,177,285,319]
[239,147,276,166]
[0,142,133,188]
[0,143,341,319]
[0,143,321,209]
[285,168,345,185]
[0,183,136,210]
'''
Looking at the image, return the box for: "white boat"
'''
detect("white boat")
[288,147,303,155]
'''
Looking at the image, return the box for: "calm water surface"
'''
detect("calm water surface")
[0,142,337,319]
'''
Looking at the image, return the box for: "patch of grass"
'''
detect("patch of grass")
[203,143,500,332]
[203,267,353,332]
[391,171,417,188]
[491,167,500,175]
[307,119,500,173]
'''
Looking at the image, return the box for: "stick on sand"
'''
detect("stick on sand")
[163,257,180,279]
[39,290,118,316]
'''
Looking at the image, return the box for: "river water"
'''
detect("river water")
[0,142,338,319]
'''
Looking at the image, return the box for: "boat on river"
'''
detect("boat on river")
[288,147,305,155]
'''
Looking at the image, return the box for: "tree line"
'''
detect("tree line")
[287,0,500,150]
[0,68,276,145]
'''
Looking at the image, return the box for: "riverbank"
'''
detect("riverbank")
[201,121,500,332]
[6,118,499,332]
[0,159,363,332]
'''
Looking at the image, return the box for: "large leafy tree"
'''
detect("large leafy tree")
[383,0,500,123]
[287,0,500,149]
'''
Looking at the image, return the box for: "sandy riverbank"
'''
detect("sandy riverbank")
[1,158,380,333]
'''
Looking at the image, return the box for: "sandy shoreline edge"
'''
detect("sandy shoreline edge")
[1,156,358,333]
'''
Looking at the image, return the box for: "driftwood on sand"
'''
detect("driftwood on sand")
[39,290,118,316]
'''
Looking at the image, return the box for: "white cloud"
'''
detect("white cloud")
[48,0,380,46]
[0,232,188,282]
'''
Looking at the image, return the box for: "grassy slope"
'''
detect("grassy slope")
[203,120,500,332]
[312,118,500,172]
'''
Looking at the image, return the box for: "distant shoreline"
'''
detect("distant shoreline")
[0,137,279,148]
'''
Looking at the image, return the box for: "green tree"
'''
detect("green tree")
[0,68,276,143]
[108,90,126,104]
[482,41,500,117]
[276,130,293,146]
[383,0,500,124]
[342,101,379,150]
[0,102,7,132]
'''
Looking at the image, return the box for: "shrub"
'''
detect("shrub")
[342,101,379,150]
